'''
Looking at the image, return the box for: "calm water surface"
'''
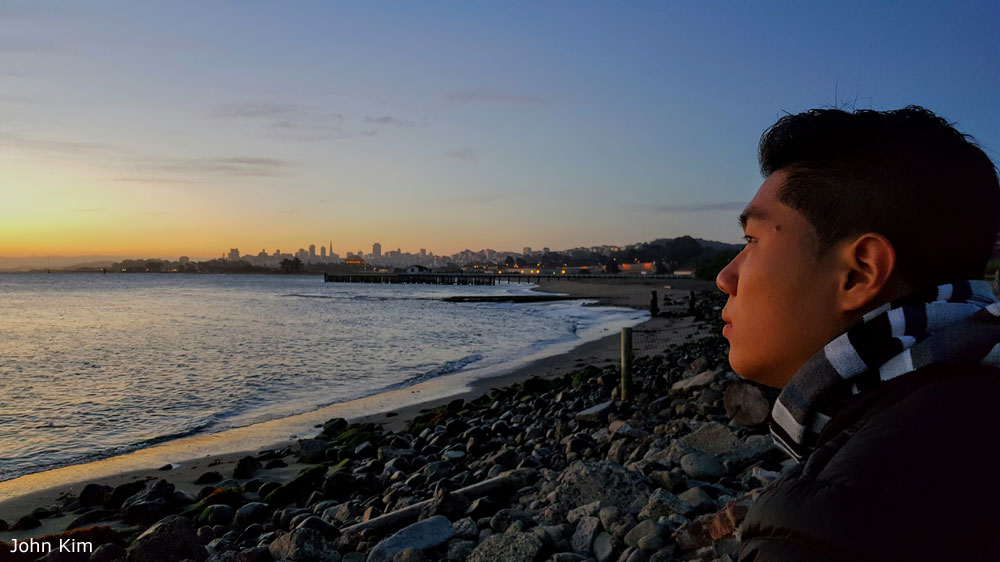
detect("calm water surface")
[0,273,644,480]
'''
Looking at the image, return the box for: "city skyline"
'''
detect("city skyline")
[2,2,997,260]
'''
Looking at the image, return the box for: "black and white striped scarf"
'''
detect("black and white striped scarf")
[771,280,1000,462]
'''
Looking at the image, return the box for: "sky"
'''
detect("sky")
[1,0,998,264]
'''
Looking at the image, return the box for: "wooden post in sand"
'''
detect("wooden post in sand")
[621,327,633,401]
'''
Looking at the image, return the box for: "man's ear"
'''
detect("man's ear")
[837,233,897,313]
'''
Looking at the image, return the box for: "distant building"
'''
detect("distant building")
[406,265,430,274]
[309,244,316,258]
[523,246,532,255]
[320,246,327,258]
[296,248,309,261]
[345,255,365,265]
[228,248,240,261]
[419,248,427,257]
[373,242,382,257]
[619,262,655,274]
[178,256,190,265]
[543,247,550,253]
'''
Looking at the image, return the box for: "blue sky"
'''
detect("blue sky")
[1,0,997,259]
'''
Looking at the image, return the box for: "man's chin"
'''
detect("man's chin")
[727,350,785,389]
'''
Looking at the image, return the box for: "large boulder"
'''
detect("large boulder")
[126,515,206,562]
[467,532,544,562]
[366,515,456,562]
[723,381,770,426]
[553,461,651,514]
[269,527,339,561]
[264,465,328,507]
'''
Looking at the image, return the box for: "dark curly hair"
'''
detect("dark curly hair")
[758,105,1000,289]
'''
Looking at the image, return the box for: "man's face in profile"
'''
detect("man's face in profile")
[717,170,845,388]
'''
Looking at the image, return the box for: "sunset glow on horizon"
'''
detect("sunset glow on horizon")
[2,1,997,265]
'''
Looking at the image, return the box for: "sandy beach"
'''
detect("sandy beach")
[0,277,719,542]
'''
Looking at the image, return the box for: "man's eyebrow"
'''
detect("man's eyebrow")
[738,205,769,229]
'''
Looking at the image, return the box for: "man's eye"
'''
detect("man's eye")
[743,235,757,245]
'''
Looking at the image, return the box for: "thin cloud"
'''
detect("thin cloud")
[154,156,293,178]
[445,89,550,106]
[445,147,479,161]
[212,102,373,141]
[448,193,504,205]
[0,39,62,54]
[0,132,115,154]
[113,177,199,184]
[650,202,747,213]
[364,115,417,128]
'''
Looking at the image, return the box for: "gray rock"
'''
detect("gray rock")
[199,504,236,527]
[624,519,660,548]
[554,461,651,514]
[571,516,602,556]
[574,401,614,424]
[126,515,207,562]
[467,532,544,562]
[636,533,665,553]
[680,452,726,481]
[566,500,602,525]
[296,515,340,538]
[122,479,175,524]
[670,370,719,391]
[677,487,715,515]
[552,553,587,562]
[679,423,740,457]
[367,515,456,562]
[598,506,633,539]
[723,381,770,426]
[453,517,479,540]
[269,527,339,561]
[89,543,126,562]
[639,489,695,520]
[342,554,365,562]
[392,548,426,562]
[593,531,618,562]
[445,539,477,561]
[234,456,263,479]
[489,509,534,532]
[234,502,271,530]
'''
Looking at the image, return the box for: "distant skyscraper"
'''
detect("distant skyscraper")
[320,246,327,258]
[373,242,382,257]
[523,247,531,255]
[420,248,426,257]
[228,248,240,261]
[543,247,550,253]
[309,244,316,258]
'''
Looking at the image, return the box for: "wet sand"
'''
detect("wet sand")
[0,277,720,531]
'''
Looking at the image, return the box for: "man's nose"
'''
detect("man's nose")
[716,254,739,296]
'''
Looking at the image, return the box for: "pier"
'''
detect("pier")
[323,273,684,285]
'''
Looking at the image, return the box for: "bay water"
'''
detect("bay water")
[0,273,645,481]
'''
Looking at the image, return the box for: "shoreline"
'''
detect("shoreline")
[0,278,717,529]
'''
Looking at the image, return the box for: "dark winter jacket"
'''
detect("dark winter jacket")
[739,363,1000,561]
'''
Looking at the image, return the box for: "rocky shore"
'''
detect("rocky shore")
[0,291,786,562]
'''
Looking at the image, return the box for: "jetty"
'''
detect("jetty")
[322,273,682,285]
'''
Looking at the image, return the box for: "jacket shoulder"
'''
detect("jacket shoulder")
[740,364,1000,562]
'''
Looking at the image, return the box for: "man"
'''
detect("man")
[716,106,1000,561]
